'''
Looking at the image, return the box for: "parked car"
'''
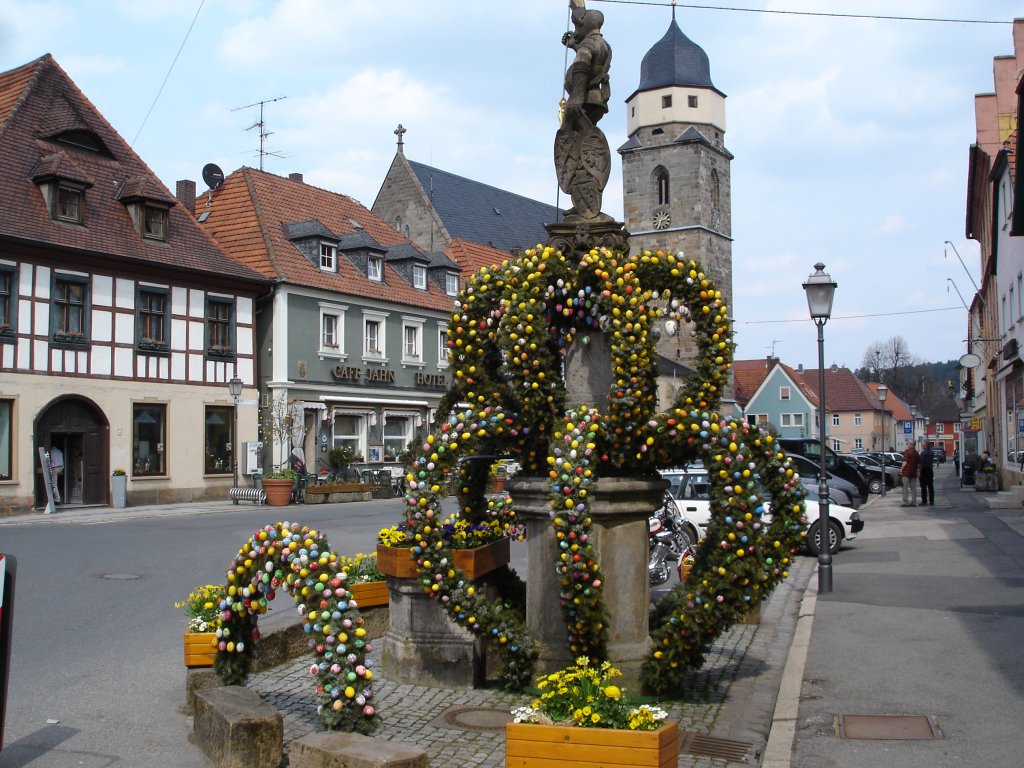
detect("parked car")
[931,445,946,463]
[659,462,864,555]
[786,453,862,508]
[777,438,870,503]
[845,453,900,493]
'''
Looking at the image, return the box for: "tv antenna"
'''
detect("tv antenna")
[768,339,782,357]
[232,96,287,171]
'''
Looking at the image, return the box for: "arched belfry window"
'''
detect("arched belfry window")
[654,167,670,206]
[711,169,721,209]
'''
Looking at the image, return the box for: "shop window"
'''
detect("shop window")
[333,414,364,461]
[133,403,166,476]
[205,405,233,475]
[0,399,11,480]
[383,417,413,462]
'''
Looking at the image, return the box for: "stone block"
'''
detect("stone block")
[193,685,283,768]
[185,667,223,715]
[289,732,428,768]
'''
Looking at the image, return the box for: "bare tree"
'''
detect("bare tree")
[855,335,923,402]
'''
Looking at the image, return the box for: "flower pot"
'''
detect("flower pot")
[376,538,511,581]
[504,721,679,767]
[489,476,508,493]
[111,473,127,508]
[184,631,217,667]
[262,478,294,506]
[350,580,388,607]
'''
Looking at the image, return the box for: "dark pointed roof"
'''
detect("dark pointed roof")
[632,19,723,98]
[406,160,560,253]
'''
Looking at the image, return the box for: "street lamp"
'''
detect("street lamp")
[228,374,243,490]
[803,263,838,594]
[877,384,888,497]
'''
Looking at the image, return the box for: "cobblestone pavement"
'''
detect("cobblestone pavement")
[249,555,815,767]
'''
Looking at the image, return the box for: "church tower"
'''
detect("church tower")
[619,11,733,369]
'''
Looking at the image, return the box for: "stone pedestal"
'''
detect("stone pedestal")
[509,474,667,690]
[382,576,484,689]
[545,218,629,255]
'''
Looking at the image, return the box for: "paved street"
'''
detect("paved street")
[1,462,1022,767]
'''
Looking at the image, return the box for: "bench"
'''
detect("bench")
[229,486,266,505]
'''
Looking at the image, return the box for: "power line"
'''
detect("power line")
[592,0,1010,25]
[130,0,206,147]
[738,306,963,325]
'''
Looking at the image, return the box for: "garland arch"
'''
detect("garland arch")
[399,246,808,695]
[212,522,377,733]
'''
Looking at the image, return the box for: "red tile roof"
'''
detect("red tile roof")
[196,167,455,312]
[443,237,513,277]
[798,366,884,412]
[0,54,268,286]
[866,382,914,421]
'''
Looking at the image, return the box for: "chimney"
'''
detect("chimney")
[176,179,196,216]
[289,173,304,183]
[797,363,804,374]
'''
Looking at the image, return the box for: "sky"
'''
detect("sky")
[1,0,1020,372]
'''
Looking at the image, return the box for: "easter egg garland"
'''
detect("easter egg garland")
[395,246,807,695]
[213,522,377,733]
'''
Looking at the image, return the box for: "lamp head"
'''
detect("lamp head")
[228,375,243,399]
[877,383,887,403]
[803,262,837,323]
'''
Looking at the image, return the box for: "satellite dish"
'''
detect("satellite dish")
[202,163,225,191]
[959,352,981,369]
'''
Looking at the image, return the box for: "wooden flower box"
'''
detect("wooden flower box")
[184,631,217,668]
[376,537,511,581]
[350,580,388,607]
[505,721,679,767]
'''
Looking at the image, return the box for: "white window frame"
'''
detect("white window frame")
[831,438,841,452]
[401,316,424,366]
[854,437,864,450]
[445,272,459,296]
[832,413,840,427]
[318,302,347,359]
[437,323,449,368]
[332,413,365,461]
[780,413,804,428]
[854,413,862,427]
[383,415,414,462]
[320,242,337,272]
[412,264,427,290]
[368,256,383,282]
[362,310,389,362]
[779,386,791,401]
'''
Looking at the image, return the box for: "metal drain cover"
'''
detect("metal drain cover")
[680,733,758,762]
[438,706,513,732]
[839,714,939,740]
[96,573,144,580]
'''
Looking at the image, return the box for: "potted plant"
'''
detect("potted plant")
[262,468,297,506]
[488,460,509,494]
[339,552,388,607]
[328,446,354,476]
[111,467,127,509]
[506,656,677,765]
[175,583,222,667]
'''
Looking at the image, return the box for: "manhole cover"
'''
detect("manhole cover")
[438,706,513,732]
[96,573,144,580]
[839,714,939,740]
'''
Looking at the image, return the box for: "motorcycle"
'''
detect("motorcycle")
[648,494,696,586]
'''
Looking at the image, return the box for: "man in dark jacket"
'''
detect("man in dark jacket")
[919,441,935,506]
[900,442,920,507]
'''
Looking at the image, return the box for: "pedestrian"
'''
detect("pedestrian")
[900,441,919,507]
[953,448,960,477]
[919,441,935,506]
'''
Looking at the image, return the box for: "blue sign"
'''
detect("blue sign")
[903,421,913,434]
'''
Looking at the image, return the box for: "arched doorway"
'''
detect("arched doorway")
[35,397,109,508]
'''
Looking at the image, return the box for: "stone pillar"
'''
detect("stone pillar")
[509,474,667,690]
[382,576,483,689]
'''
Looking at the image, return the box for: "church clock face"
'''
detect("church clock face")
[653,210,671,230]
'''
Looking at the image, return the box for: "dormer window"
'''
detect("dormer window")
[142,204,167,240]
[56,185,83,223]
[368,255,383,282]
[445,272,459,296]
[320,242,337,272]
[413,264,427,290]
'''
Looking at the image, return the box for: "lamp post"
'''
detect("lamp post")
[228,374,243,490]
[803,263,838,594]
[877,384,888,497]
